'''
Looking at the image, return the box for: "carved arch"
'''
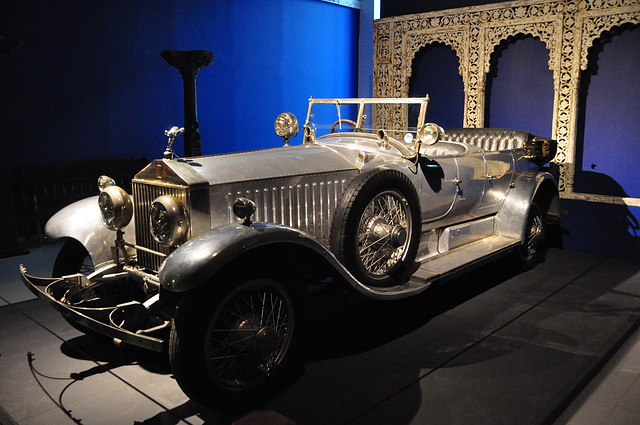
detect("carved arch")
[405,31,469,83]
[484,34,555,131]
[374,0,640,205]
[400,30,469,129]
[580,10,640,71]
[484,20,562,76]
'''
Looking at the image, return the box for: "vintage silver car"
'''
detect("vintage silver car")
[21,96,560,408]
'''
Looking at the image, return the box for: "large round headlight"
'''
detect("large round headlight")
[149,195,189,247]
[274,112,299,139]
[98,186,133,231]
[417,123,444,145]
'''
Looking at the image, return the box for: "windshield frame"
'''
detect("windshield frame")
[303,96,430,134]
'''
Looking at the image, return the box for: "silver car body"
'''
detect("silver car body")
[22,96,560,351]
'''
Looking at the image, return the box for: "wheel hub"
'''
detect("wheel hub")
[255,327,280,355]
[365,217,407,248]
[231,319,259,350]
[390,225,407,247]
[229,318,281,357]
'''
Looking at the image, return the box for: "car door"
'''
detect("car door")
[450,151,487,217]
[477,150,514,212]
[417,154,459,223]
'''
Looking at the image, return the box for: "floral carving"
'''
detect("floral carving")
[483,20,561,75]
[580,11,640,70]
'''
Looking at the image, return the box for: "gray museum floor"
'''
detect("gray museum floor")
[1,243,639,425]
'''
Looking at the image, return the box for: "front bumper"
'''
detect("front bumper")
[19,266,167,352]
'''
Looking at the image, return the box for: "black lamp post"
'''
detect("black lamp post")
[161,49,214,157]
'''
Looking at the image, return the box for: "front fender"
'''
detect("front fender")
[159,223,339,292]
[45,196,135,267]
[160,222,438,300]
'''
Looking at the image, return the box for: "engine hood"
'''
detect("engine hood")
[134,142,360,187]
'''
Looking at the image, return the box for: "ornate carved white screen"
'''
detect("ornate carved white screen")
[373,0,640,205]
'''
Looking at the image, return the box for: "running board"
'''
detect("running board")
[411,235,520,282]
[357,235,520,300]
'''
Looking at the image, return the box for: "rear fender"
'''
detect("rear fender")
[45,196,135,267]
[495,171,559,241]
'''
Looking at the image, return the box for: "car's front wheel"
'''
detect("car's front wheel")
[51,239,105,335]
[169,276,297,409]
[52,238,95,278]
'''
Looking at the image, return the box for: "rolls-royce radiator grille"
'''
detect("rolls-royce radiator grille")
[132,175,350,271]
[132,181,188,271]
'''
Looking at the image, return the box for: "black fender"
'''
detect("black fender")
[158,222,432,300]
[159,223,342,293]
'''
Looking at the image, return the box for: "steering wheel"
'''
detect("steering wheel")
[330,119,366,133]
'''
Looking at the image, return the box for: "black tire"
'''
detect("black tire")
[511,201,546,272]
[169,277,297,409]
[330,170,421,287]
[52,239,95,278]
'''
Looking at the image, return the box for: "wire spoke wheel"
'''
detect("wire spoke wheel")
[170,277,297,407]
[53,239,95,278]
[330,170,421,287]
[523,210,544,261]
[205,281,293,390]
[357,190,410,277]
[510,201,547,272]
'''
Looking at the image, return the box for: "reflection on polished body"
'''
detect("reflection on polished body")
[20,96,560,409]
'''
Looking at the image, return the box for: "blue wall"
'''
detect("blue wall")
[485,36,554,137]
[408,43,465,130]
[0,0,358,187]
[172,0,359,155]
[576,26,640,199]
[571,25,640,256]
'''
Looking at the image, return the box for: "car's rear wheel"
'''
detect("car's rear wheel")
[169,276,297,409]
[511,201,546,271]
[330,170,421,287]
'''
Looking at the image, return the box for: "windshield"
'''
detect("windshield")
[303,97,430,141]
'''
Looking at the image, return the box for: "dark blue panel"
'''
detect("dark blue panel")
[408,43,464,130]
[1,1,181,163]
[381,0,496,18]
[485,36,554,137]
